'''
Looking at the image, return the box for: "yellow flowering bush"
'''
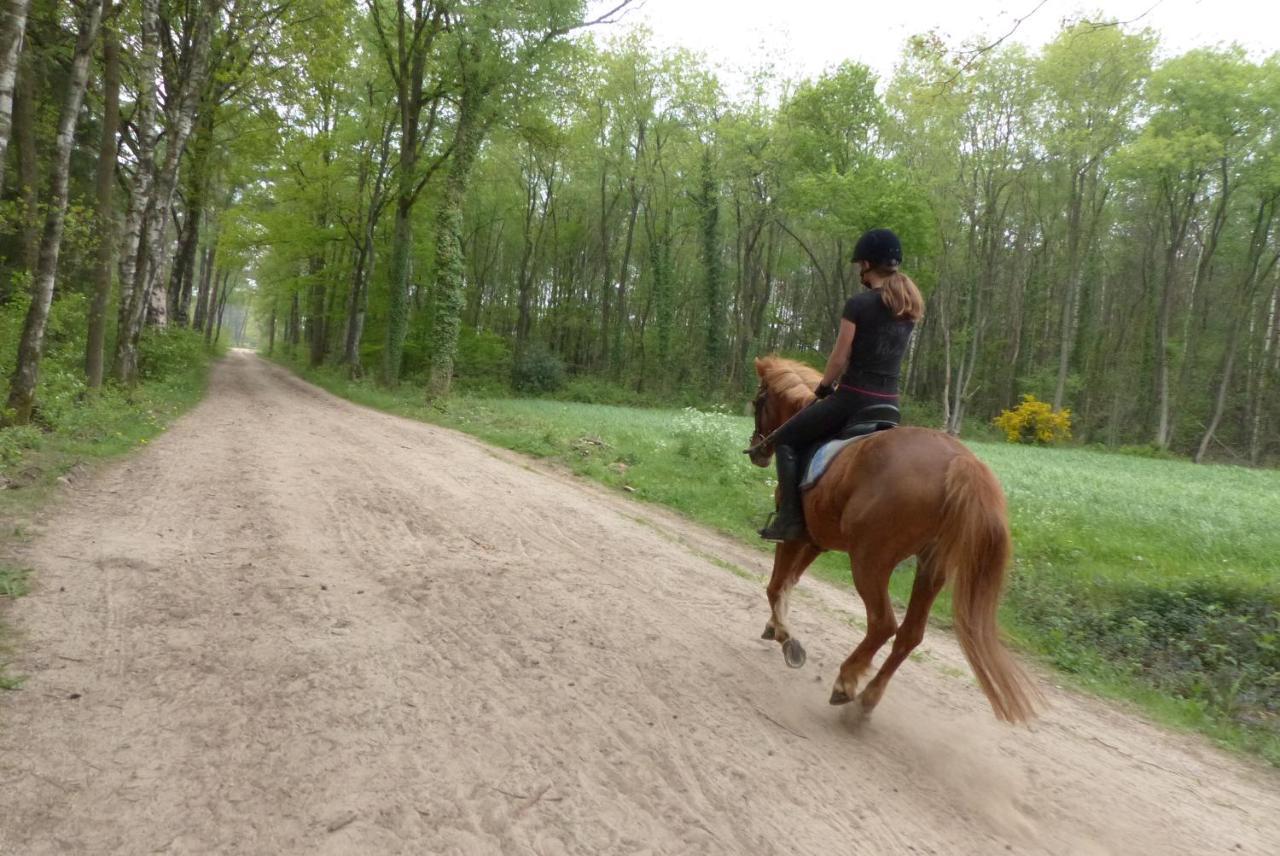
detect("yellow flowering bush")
[993,394,1072,445]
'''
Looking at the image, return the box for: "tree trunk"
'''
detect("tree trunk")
[288,291,301,350]
[112,0,159,381]
[1195,315,1243,464]
[383,194,412,383]
[85,3,120,391]
[1249,282,1280,464]
[193,244,213,331]
[175,207,201,325]
[4,0,103,424]
[307,254,326,367]
[1052,173,1086,409]
[342,239,372,373]
[698,146,724,391]
[203,270,220,346]
[14,45,38,272]
[213,271,231,345]
[116,0,214,382]
[598,159,613,372]
[425,102,481,398]
[612,177,640,379]
[0,0,30,196]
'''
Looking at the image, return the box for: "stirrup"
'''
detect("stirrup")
[758,511,807,543]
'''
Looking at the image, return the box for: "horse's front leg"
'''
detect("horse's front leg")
[763,540,822,668]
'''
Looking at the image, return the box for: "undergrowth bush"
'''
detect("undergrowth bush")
[1,294,212,474]
[673,406,749,466]
[1008,572,1280,735]
[454,328,512,389]
[138,326,208,381]
[511,343,566,394]
[993,394,1072,444]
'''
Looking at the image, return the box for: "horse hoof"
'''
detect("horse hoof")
[761,624,776,640]
[829,688,852,706]
[782,638,806,669]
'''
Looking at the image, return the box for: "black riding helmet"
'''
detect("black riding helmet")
[851,228,903,266]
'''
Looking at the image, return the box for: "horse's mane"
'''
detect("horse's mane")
[754,356,820,409]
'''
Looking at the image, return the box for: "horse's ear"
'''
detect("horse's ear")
[753,357,766,377]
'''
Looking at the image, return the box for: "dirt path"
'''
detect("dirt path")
[1,351,1276,855]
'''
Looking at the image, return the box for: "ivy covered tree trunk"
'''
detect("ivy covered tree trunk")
[698,146,725,391]
[4,0,103,424]
[425,105,481,399]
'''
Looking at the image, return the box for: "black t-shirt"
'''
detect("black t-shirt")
[839,290,914,393]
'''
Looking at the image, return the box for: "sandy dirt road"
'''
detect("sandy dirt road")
[1,350,1277,855]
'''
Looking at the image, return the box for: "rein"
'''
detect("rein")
[748,386,769,450]
[746,382,822,456]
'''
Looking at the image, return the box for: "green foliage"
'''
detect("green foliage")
[138,327,211,381]
[453,327,513,389]
[0,298,213,486]
[0,564,28,600]
[1010,574,1279,733]
[0,563,29,689]
[511,342,566,394]
[673,406,744,465]
[0,424,41,466]
[993,394,1073,444]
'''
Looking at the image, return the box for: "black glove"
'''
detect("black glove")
[815,382,834,399]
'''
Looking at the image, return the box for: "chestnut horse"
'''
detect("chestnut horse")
[747,357,1040,722]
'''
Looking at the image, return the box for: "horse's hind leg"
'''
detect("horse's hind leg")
[763,540,822,668]
[856,553,947,714]
[830,555,899,705]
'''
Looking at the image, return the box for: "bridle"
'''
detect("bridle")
[748,384,769,452]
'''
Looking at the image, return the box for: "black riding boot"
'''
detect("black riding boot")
[759,445,807,542]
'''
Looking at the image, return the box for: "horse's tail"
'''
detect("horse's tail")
[934,453,1041,723]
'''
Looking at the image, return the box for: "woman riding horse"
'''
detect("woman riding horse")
[745,229,1039,720]
[758,228,923,542]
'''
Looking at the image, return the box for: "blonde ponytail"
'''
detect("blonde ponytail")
[877,264,924,321]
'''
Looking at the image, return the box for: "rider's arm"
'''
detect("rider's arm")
[819,319,856,392]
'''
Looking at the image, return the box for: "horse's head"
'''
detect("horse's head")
[747,357,821,467]
[747,382,775,467]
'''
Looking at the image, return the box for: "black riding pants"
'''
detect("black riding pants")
[770,388,897,451]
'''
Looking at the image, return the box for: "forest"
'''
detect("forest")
[1,0,1278,465]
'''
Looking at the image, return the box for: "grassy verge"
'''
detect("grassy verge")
[279,355,1280,765]
[0,322,218,688]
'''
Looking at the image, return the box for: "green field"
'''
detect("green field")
[282,358,1280,764]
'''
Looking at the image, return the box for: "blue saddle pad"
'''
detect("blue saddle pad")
[800,434,874,491]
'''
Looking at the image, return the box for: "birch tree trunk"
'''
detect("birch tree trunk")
[116,0,215,382]
[4,0,104,424]
[113,0,160,378]
[0,0,30,192]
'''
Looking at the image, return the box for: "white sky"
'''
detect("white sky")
[590,0,1279,92]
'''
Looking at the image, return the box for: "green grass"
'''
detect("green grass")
[0,563,29,689]
[0,323,218,689]
[280,355,1280,765]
